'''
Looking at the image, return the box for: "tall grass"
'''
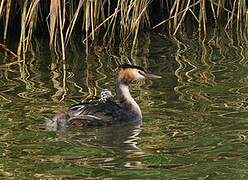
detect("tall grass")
[0,0,248,59]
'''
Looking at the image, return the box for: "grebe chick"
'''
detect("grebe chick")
[100,89,113,102]
[53,64,161,127]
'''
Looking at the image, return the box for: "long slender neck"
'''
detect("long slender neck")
[115,80,142,119]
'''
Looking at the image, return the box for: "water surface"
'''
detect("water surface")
[0,33,248,179]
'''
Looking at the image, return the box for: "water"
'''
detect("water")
[0,33,248,179]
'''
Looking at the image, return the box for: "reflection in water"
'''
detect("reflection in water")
[46,117,143,152]
[50,62,66,102]
[1,33,248,178]
[46,116,145,170]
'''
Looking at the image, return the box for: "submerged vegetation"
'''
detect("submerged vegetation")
[0,0,248,58]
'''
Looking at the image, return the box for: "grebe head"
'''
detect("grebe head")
[117,64,161,84]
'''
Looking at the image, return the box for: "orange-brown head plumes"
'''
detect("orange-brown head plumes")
[117,64,161,84]
[115,64,161,120]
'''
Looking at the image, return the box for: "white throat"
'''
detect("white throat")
[117,83,142,119]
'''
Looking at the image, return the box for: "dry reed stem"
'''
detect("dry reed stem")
[85,1,90,54]
[132,1,150,46]
[246,10,248,32]
[90,0,94,40]
[0,43,18,57]
[189,8,199,23]
[153,1,200,29]
[0,0,5,16]
[58,0,66,60]
[199,0,207,36]
[225,0,237,29]
[173,0,180,30]
[173,0,191,35]
[48,0,66,59]
[24,1,39,53]
[18,0,28,57]
[209,0,217,21]
[212,1,237,16]
[3,0,11,40]
[102,2,120,44]
[65,0,84,46]
[83,8,121,43]
[49,0,59,48]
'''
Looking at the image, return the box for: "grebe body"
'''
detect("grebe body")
[53,64,161,127]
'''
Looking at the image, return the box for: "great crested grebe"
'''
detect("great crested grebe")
[52,64,161,127]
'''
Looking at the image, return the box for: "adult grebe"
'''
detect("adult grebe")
[53,64,161,127]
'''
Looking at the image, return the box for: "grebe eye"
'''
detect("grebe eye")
[138,70,146,76]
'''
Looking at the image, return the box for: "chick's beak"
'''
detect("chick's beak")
[145,72,162,79]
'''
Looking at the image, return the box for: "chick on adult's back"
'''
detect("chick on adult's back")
[52,64,161,127]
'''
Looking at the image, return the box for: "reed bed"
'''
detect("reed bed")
[0,0,248,59]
